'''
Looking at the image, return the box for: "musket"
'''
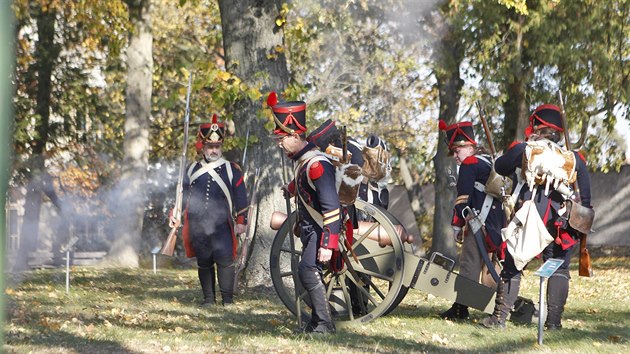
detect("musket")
[558,90,593,277]
[161,72,193,256]
[475,101,496,160]
[476,100,514,220]
[233,167,259,292]
[342,125,348,163]
[233,127,253,291]
[242,127,250,173]
[280,148,302,328]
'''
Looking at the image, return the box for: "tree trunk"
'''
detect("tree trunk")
[218,0,289,288]
[107,0,153,267]
[397,151,427,218]
[431,20,464,260]
[502,79,529,147]
[501,15,530,148]
[398,154,422,215]
[2,0,13,278]
[16,6,58,271]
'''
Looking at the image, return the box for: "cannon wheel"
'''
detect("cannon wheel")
[269,199,408,327]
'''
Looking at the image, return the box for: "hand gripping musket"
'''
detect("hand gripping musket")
[161,73,193,256]
[476,101,514,220]
[233,167,259,292]
[558,91,594,277]
[280,149,302,327]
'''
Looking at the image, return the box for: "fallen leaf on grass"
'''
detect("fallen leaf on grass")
[39,317,61,330]
[608,335,621,343]
[432,333,449,345]
[565,318,583,327]
[593,342,602,347]
[175,327,184,334]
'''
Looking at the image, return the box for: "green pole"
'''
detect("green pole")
[1,1,15,344]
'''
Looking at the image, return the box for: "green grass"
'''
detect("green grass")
[4,256,629,353]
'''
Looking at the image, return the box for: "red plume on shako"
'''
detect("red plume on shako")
[267,91,278,108]
[267,91,307,136]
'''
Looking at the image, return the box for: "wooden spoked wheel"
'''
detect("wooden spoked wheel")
[269,199,409,326]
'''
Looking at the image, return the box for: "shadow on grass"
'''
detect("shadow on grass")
[388,301,629,350]
[5,328,140,353]
[7,264,629,352]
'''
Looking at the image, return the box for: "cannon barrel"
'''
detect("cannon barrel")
[270,211,288,230]
[357,221,413,246]
[270,210,413,246]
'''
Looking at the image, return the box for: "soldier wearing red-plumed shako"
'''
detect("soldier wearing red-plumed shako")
[481,104,592,330]
[171,114,248,307]
[437,120,506,320]
[268,93,340,334]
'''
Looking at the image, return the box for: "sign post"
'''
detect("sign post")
[533,259,565,345]
[151,246,161,274]
[62,237,79,294]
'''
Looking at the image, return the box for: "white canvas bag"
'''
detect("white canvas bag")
[501,192,554,270]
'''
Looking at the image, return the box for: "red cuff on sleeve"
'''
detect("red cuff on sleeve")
[452,213,465,227]
[321,233,339,250]
[236,215,245,225]
[288,180,296,194]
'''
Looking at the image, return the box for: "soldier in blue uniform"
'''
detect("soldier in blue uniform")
[268,92,340,334]
[171,114,248,307]
[481,104,592,329]
[438,120,505,320]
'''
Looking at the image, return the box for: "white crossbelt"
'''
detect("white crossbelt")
[187,158,234,215]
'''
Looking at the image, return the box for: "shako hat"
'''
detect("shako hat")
[438,120,476,152]
[267,92,307,135]
[526,104,564,137]
[196,114,225,149]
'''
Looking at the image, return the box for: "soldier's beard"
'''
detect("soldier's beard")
[204,152,221,161]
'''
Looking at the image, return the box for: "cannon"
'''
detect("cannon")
[269,199,501,327]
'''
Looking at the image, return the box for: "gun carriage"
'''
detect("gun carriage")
[269,199,500,328]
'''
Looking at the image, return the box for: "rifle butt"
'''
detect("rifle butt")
[233,237,249,293]
[160,228,178,256]
[578,234,593,277]
[233,266,241,292]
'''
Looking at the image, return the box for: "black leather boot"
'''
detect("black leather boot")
[198,267,216,307]
[439,303,470,320]
[298,269,335,334]
[481,274,521,329]
[217,264,235,305]
[545,268,570,330]
[308,282,336,334]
